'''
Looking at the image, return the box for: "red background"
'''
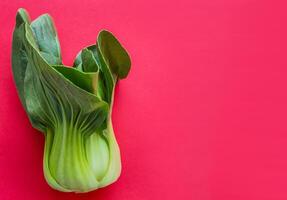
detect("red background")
[1,0,287,199]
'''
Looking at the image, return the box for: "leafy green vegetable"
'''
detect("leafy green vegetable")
[12,8,131,193]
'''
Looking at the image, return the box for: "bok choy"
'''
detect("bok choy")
[11,8,131,193]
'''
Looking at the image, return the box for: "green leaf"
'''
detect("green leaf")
[12,9,62,111]
[31,14,62,65]
[12,9,31,110]
[73,45,115,104]
[81,48,99,72]
[97,30,131,79]
[22,22,108,133]
[53,65,99,94]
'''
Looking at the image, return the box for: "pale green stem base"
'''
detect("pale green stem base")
[43,119,121,193]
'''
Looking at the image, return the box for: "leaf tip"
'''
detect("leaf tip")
[97,29,131,79]
[15,8,30,27]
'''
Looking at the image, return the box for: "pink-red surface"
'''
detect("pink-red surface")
[1,0,287,199]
